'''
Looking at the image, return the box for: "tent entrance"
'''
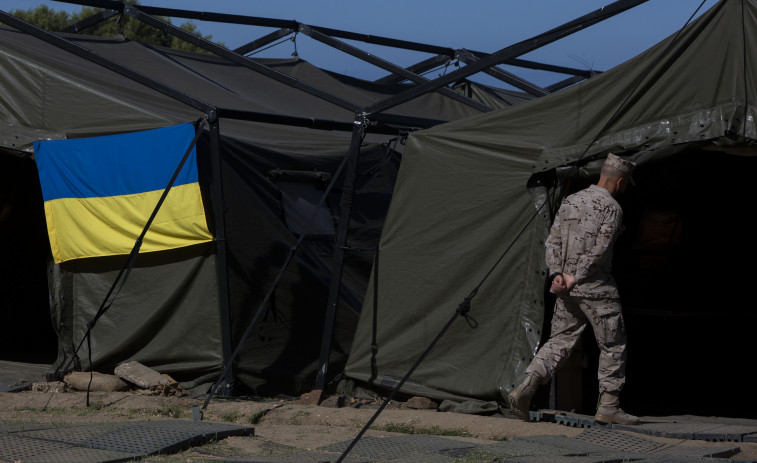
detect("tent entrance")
[540,147,757,418]
[0,152,57,364]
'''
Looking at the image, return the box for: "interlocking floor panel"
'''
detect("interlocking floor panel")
[0,420,254,463]
[214,451,369,462]
[319,435,427,460]
[514,434,618,454]
[577,427,665,453]
[533,409,757,445]
[483,438,583,457]
[23,446,136,463]
[501,453,638,463]
[613,421,757,442]
[379,434,479,452]
[0,434,75,462]
[652,443,741,459]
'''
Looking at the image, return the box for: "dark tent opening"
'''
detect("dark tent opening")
[537,147,757,419]
[0,152,57,364]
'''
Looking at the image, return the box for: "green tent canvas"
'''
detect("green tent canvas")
[0,22,516,394]
[345,0,757,417]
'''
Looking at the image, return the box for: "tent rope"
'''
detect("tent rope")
[57,116,208,407]
[337,1,709,461]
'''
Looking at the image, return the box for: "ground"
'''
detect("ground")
[1,390,756,462]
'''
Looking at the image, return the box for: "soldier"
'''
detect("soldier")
[508,153,638,425]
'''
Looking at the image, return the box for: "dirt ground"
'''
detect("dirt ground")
[2,389,757,462]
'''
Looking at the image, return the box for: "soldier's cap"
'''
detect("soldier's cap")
[604,153,636,185]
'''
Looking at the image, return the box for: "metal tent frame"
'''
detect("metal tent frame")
[0,0,649,401]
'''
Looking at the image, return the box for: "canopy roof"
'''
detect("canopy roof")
[0,27,499,154]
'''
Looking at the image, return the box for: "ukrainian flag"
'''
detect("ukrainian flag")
[34,123,212,263]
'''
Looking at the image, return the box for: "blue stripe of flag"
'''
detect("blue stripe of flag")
[34,123,198,201]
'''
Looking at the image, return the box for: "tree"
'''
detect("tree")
[8,2,223,53]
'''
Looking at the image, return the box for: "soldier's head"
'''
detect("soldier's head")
[599,153,635,196]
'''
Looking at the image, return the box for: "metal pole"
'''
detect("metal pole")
[456,50,549,97]
[122,4,361,113]
[301,26,492,113]
[233,28,294,55]
[374,55,451,84]
[208,116,234,390]
[314,113,367,391]
[365,0,650,114]
[59,8,119,33]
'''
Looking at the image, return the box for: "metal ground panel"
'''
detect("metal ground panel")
[216,451,369,462]
[318,435,424,460]
[483,438,585,457]
[577,427,665,453]
[0,434,73,462]
[377,434,480,453]
[651,443,741,459]
[514,434,618,454]
[0,420,254,463]
[19,422,135,445]
[501,453,642,463]
[0,434,133,463]
[23,446,136,463]
[82,420,252,455]
[531,410,596,428]
[381,452,457,463]
[613,421,757,442]
[0,422,56,434]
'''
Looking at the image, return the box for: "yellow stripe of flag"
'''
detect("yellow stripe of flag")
[45,183,212,263]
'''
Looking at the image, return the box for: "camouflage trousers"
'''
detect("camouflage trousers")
[526,295,627,393]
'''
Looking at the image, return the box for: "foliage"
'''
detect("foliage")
[7,1,224,53]
[220,410,242,422]
[248,410,266,424]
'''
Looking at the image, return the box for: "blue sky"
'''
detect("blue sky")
[2,1,714,88]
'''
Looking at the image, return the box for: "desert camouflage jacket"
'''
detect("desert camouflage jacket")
[545,184,622,298]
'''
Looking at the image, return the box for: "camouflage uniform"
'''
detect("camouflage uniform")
[526,184,627,394]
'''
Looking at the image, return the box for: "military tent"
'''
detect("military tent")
[0,17,521,395]
[344,0,757,418]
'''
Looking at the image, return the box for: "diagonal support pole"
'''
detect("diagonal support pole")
[314,113,368,391]
[456,50,549,97]
[123,3,361,113]
[59,8,119,33]
[365,0,650,115]
[301,26,491,113]
[233,27,294,55]
[375,54,451,84]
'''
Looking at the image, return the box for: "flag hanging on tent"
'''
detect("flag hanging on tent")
[34,123,213,263]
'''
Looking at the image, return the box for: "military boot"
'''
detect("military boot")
[507,373,541,421]
[594,391,639,425]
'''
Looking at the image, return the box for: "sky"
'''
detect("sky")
[2,0,715,89]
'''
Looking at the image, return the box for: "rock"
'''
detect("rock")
[114,361,171,389]
[31,381,67,393]
[298,389,325,405]
[406,396,438,410]
[319,395,347,408]
[64,371,129,392]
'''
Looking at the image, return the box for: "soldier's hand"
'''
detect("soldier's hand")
[563,274,577,292]
[550,275,567,294]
